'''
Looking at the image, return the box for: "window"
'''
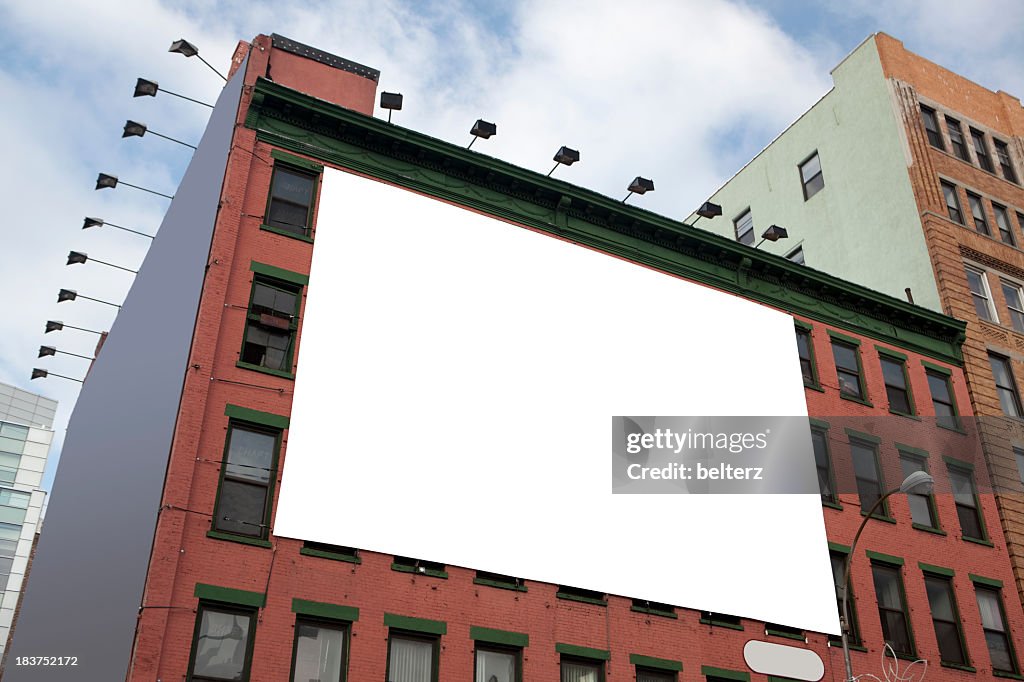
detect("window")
[786,245,805,264]
[923,574,968,665]
[900,453,938,529]
[994,139,1018,183]
[946,116,969,161]
[830,551,860,646]
[812,427,836,505]
[948,464,986,541]
[561,658,603,682]
[475,571,526,591]
[967,192,990,236]
[966,267,996,322]
[795,326,817,387]
[212,423,279,538]
[831,339,866,401]
[241,277,301,373]
[1016,446,1024,485]
[872,562,915,657]
[0,523,19,593]
[475,646,519,682]
[920,105,944,150]
[880,355,913,415]
[291,620,347,682]
[187,604,255,682]
[636,668,675,682]
[266,165,317,237]
[631,598,676,618]
[734,209,754,245]
[1001,280,1024,332]
[975,585,1019,674]
[1017,212,1024,241]
[971,128,994,172]
[992,203,1015,245]
[388,632,438,682]
[989,353,1023,418]
[557,585,607,605]
[800,152,824,200]
[700,611,742,628]
[852,439,887,516]
[941,181,963,224]
[393,556,447,578]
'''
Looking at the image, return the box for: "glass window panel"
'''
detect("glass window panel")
[832,342,863,399]
[269,202,311,235]
[994,141,1018,183]
[389,636,434,682]
[0,557,13,575]
[967,268,995,321]
[225,428,275,483]
[0,468,15,485]
[934,621,966,664]
[971,129,993,172]
[796,328,814,384]
[0,523,21,541]
[994,204,1014,245]
[985,631,1014,672]
[0,424,29,439]
[989,354,1022,418]
[272,168,314,205]
[0,489,30,509]
[734,210,754,245]
[214,479,267,537]
[0,538,18,558]
[830,552,860,644]
[925,577,955,621]
[191,608,251,681]
[881,357,911,414]
[812,429,834,503]
[901,456,936,527]
[292,621,345,682]
[0,453,20,469]
[561,660,601,682]
[1001,282,1024,332]
[0,507,27,525]
[920,106,944,149]
[1015,447,1024,485]
[968,193,989,235]
[476,649,516,682]
[852,442,883,514]
[946,117,969,160]
[0,437,24,455]
[942,182,963,223]
[637,670,674,682]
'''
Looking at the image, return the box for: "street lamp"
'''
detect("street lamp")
[840,470,933,682]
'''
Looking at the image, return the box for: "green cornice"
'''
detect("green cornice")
[244,77,966,366]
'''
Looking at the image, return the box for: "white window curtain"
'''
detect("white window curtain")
[475,649,515,682]
[561,660,600,682]
[389,636,434,682]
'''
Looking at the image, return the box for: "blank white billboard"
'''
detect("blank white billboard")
[275,167,838,634]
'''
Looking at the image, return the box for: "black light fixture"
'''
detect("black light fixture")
[83,217,153,240]
[57,289,121,308]
[691,201,723,226]
[623,176,654,203]
[67,251,137,274]
[45,321,104,335]
[754,225,789,248]
[379,92,403,123]
[133,77,213,108]
[95,173,174,199]
[122,120,197,149]
[38,346,94,361]
[548,146,580,177]
[168,39,228,81]
[468,119,497,148]
[31,368,83,383]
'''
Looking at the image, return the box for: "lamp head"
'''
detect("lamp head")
[83,217,104,230]
[95,173,118,190]
[57,289,77,303]
[134,78,159,98]
[380,92,403,111]
[30,368,48,381]
[38,346,56,359]
[122,120,147,138]
[470,119,497,139]
[553,146,580,166]
[696,201,723,219]
[168,39,199,57]
[761,225,789,242]
[899,470,934,495]
[628,176,655,194]
[45,321,64,334]
[67,251,89,266]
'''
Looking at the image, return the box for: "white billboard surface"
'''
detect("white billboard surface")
[275,167,838,634]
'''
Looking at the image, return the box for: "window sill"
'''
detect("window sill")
[860,511,897,524]
[894,652,920,662]
[993,671,1024,680]
[556,591,607,606]
[828,639,867,652]
[300,547,361,563]
[961,536,994,547]
[839,394,874,408]
[260,223,314,243]
[765,629,805,642]
[236,361,295,380]
[474,577,527,592]
[822,500,843,511]
[804,382,825,393]
[889,410,920,421]
[911,523,947,536]
[207,530,272,548]
[391,563,448,579]
[940,662,976,673]
[937,422,968,436]
[630,605,677,619]
[699,618,743,631]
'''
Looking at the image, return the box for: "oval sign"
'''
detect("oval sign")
[743,640,824,681]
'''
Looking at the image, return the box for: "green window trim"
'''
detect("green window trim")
[968,573,1003,588]
[765,625,806,641]
[194,582,266,607]
[795,323,820,389]
[911,523,947,536]
[262,156,321,240]
[391,560,448,579]
[470,626,528,648]
[292,598,359,622]
[235,361,296,380]
[556,589,607,606]
[384,613,447,635]
[922,360,954,376]
[794,319,813,332]
[876,345,909,362]
[555,643,610,661]
[270,148,325,172]
[261,222,316,242]
[895,443,929,458]
[963,536,994,547]
[699,613,744,630]
[867,550,904,566]
[300,543,361,563]
[943,455,974,471]
[879,353,917,416]
[701,665,750,681]
[249,260,310,286]
[828,541,851,553]
[940,662,977,673]
[629,654,682,672]
[919,562,955,577]
[808,417,830,430]
[473,572,527,592]
[631,603,678,619]
[224,403,290,429]
[827,330,862,346]
[206,530,273,548]
[845,428,881,444]
[210,421,281,542]
[992,671,1024,680]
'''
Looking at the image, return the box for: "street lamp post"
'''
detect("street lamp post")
[840,470,934,682]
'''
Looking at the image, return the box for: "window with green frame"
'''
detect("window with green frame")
[871,561,915,658]
[946,463,986,542]
[925,368,960,430]
[387,631,439,682]
[290,618,348,682]
[265,164,318,238]
[829,550,860,646]
[212,422,280,539]
[812,427,837,505]
[831,338,867,402]
[851,439,887,516]
[475,643,521,682]
[922,572,969,667]
[974,583,1019,675]
[795,325,818,387]
[240,276,301,373]
[879,353,914,416]
[561,656,603,682]
[187,602,256,682]
[899,451,939,531]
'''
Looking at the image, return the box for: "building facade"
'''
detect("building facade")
[0,382,55,667]
[699,33,1024,626]
[8,33,1024,682]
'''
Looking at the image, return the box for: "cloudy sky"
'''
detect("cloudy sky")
[1,0,1022,491]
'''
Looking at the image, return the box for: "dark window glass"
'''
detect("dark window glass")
[812,428,835,505]
[800,152,824,200]
[831,340,864,400]
[993,203,1015,245]
[971,129,994,172]
[948,466,985,541]
[881,356,913,415]
[1001,281,1024,332]
[967,192,990,235]
[872,563,915,657]
[976,586,1019,673]
[189,605,254,682]
[830,552,860,645]
[292,620,346,682]
[267,166,317,236]
[852,440,886,515]
[388,633,437,682]
[900,454,937,528]
[241,279,301,372]
[786,246,805,264]
[213,424,278,538]
[701,611,741,627]
[966,267,995,322]
[989,353,1023,418]
[941,181,963,224]
[946,116,969,160]
[476,647,518,682]
[636,669,674,682]
[734,209,754,245]
[920,105,944,149]
[561,657,603,682]
[924,575,967,665]
[796,327,816,386]
[994,140,1018,183]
